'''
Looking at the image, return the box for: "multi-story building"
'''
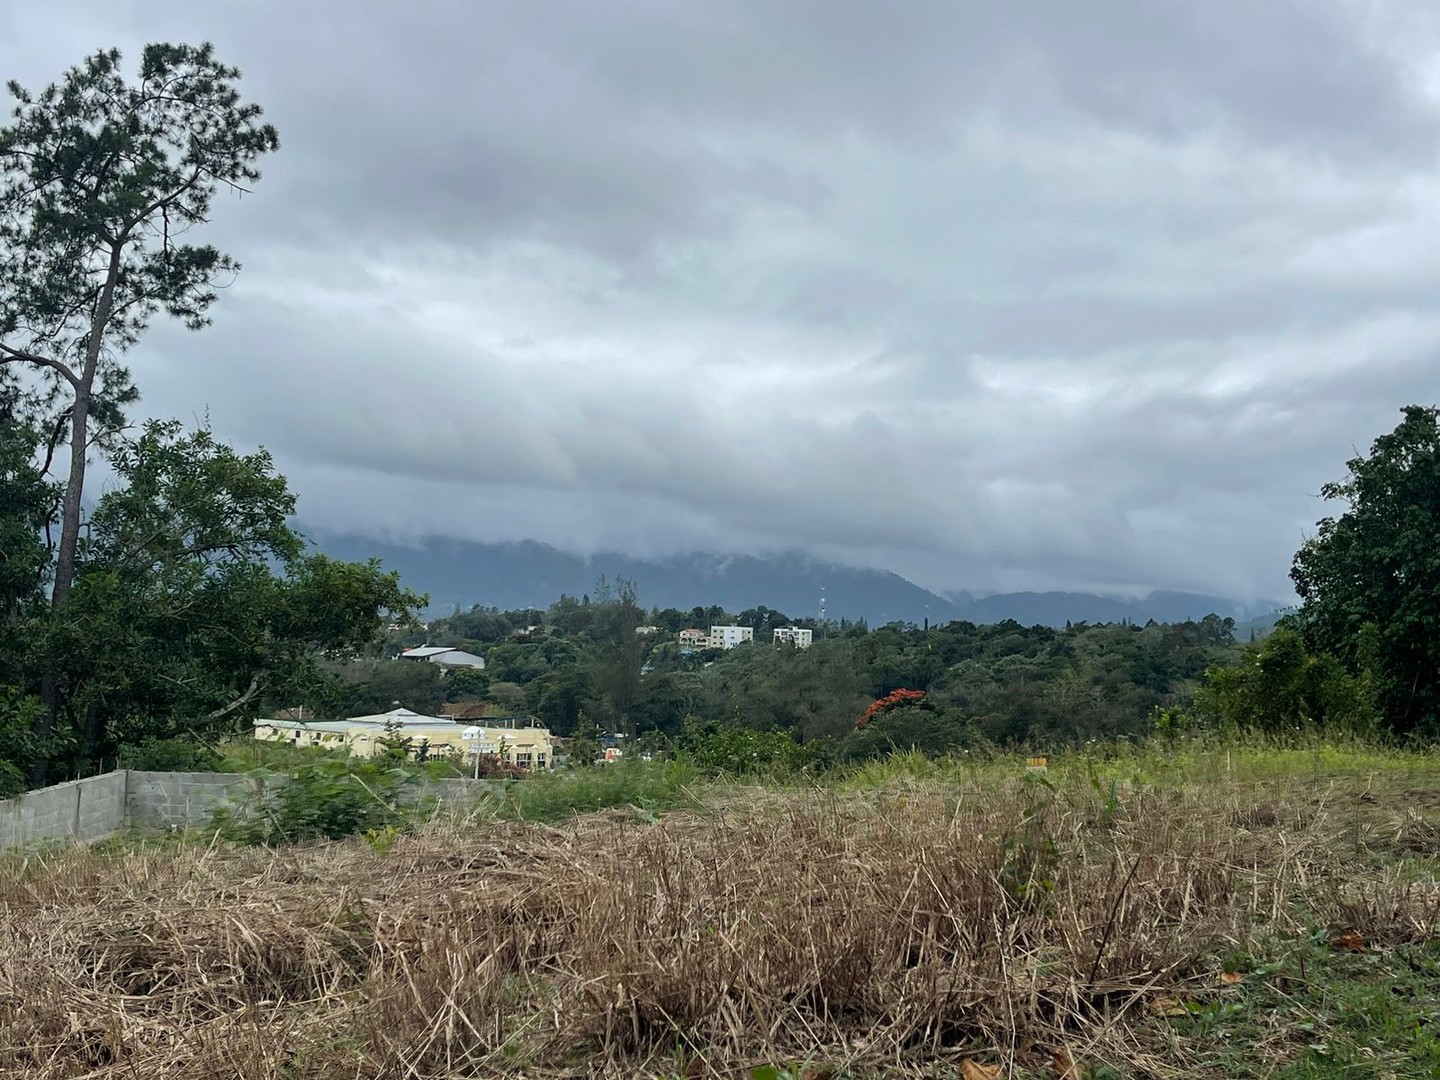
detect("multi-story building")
[678,628,709,648]
[707,625,755,650]
[773,626,814,648]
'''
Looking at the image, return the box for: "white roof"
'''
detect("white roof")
[402,646,484,666]
[345,707,451,726]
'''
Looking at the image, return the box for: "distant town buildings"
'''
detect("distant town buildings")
[400,646,486,669]
[707,625,755,650]
[254,707,552,768]
[773,626,813,648]
[674,624,812,650]
[635,625,661,635]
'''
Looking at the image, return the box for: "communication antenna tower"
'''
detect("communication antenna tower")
[818,585,827,634]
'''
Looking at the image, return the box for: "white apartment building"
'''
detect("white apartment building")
[773,626,813,648]
[707,625,755,649]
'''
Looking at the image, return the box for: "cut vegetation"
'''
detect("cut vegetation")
[3,742,1439,1079]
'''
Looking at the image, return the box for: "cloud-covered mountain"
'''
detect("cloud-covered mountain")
[944,590,1282,628]
[10,2,1438,604]
[311,532,1281,628]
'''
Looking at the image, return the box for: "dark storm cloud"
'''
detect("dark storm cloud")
[7,0,1440,599]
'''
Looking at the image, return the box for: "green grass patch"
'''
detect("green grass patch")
[1161,936,1440,1078]
[471,759,706,824]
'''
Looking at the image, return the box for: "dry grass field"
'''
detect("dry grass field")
[3,745,1440,1079]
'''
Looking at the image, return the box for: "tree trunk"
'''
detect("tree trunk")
[49,383,91,611]
[32,244,122,785]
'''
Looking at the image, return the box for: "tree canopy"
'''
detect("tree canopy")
[0,42,279,611]
[0,45,424,786]
[1,419,424,782]
[379,596,1239,760]
[1290,405,1440,733]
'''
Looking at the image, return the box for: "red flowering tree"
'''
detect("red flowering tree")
[856,688,926,730]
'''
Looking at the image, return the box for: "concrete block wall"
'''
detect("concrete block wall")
[427,778,505,803]
[0,771,509,850]
[80,770,128,838]
[124,771,270,830]
[0,772,127,850]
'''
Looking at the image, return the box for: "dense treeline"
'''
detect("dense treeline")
[315,588,1241,761]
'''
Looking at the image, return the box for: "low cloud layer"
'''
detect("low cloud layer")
[8,1,1440,600]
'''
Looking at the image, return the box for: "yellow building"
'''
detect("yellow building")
[253,708,554,769]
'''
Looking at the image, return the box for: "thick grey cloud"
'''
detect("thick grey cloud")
[7,0,1440,601]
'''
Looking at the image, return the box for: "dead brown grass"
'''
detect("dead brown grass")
[2,776,1437,1078]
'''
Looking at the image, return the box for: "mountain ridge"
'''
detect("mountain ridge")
[307,530,1285,629]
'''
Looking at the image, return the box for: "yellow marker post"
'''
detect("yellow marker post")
[1025,756,1049,772]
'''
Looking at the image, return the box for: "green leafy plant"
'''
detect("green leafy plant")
[0,760,24,799]
[998,771,1063,905]
[212,759,423,845]
[680,720,818,776]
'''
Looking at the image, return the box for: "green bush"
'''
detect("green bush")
[0,760,25,799]
[216,739,349,772]
[444,666,490,698]
[1193,628,1380,736]
[117,737,223,772]
[680,721,819,776]
[213,760,422,845]
[835,704,982,763]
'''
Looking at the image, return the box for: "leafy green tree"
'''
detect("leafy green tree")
[1290,406,1440,732]
[23,421,422,779]
[443,666,490,699]
[484,641,550,684]
[0,410,52,666]
[547,594,596,637]
[340,660,446,716]
[837,702,981,762]
[736,605,792,640]
[531,668,588,734]
[647,607,691,634]
[1193,627,1377,735]
[0,43,279,613]
[587,577,645,733]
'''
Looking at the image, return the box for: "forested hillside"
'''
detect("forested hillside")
[307,583,1241,762]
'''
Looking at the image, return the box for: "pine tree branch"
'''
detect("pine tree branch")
[0,342,81,388]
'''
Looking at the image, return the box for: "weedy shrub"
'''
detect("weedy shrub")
[997,771,1063,905]
[680,721,819,776]
[212,759,424,845]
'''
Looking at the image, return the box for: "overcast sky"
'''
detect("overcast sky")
[7,1,1440,601]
